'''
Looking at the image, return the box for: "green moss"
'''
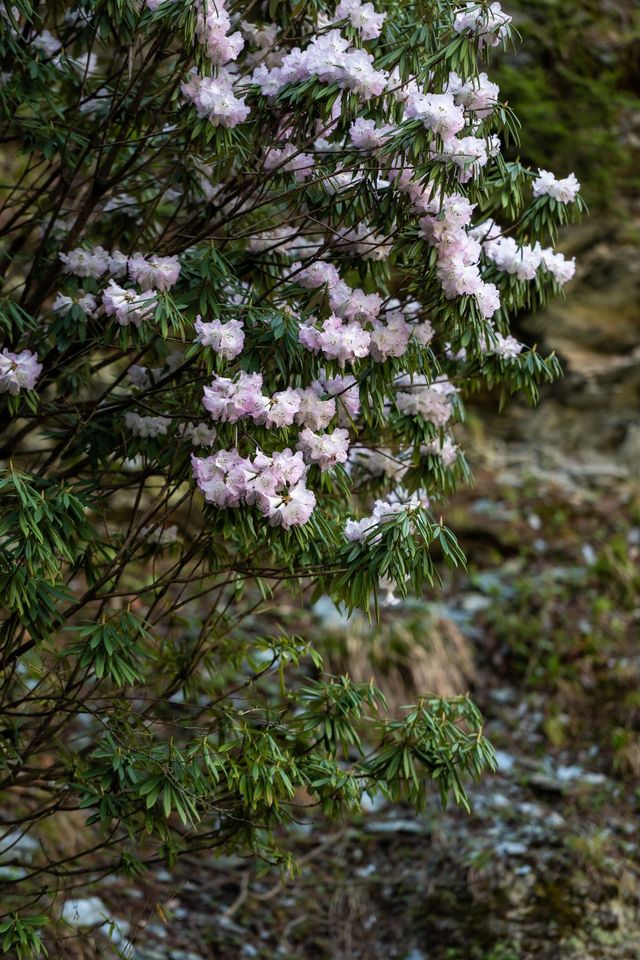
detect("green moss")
[493,0,640,212]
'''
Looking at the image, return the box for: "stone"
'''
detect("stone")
[494,750,517,773]
[61,897,109,928]
[365,818,427,835]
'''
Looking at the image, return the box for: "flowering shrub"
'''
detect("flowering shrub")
[0,0,583,950]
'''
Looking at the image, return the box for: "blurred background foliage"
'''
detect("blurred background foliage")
[494,0,639,213]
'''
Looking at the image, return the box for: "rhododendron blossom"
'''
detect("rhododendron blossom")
[532,169,581,204]
[297,427,351,471]
[195,0,244,65]
[405,90,466,141]
[102,282,157,326]
[453,2,512,48]
[182,70,250,128]
[0,349,42,394]
[195,316,245,360]
[128,253,181,291]
[492,332,524,359]
[124,412,171,437]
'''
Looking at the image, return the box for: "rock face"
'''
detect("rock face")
[500,221,640,471]
[533,224,640,363]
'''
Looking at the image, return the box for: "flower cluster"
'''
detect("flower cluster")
[473,220,576,285]
[195,0,244,66]
[300,314,372,367]
[297,427,350,471]
[396,376,458,427]
[335,0,386,40]
[60,247,180,290]
[345,494,430,543]
[128,254,181,292]
[124,412,171,438]
[52,292,98,317]
[103,282,157,327]
[195,316,245,360]
[181,70,250,128]
[253,28,388,101]
[419,191,501,318]
[492,332,524,360]
[453,2,512,48]
[263,144,315,182]
[532,169,581,204]
[192,448,316,528]
[0,349,43,395]
[60,246,127,279]
[424,436,459,467]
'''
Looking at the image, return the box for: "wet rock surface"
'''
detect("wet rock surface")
[493,222,640,472]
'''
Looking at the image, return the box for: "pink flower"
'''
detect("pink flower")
[107,250,129,277]
[192,447,315,528]
[396,375,456,427]
[532,169,581,204]
[405,90,465,141]
[102,281,157,326]
[338,48,387,98]
[315,315,372,367]
[0,349,42,394]
[336,223,393,260]
[181,422,218,447]
[411,320,434,346]
[60,246,109,279]
[265,480,316,528]
[297,427,350,471]
[475,282,501,319]
[349,117,393,150]
[181,70,250,128]
[195,0,244,65]
[293,260,341,289]
[192,449,253,508]
[369,316,411,361]
[446,71,499,117]
[439,135,490,182]
[316,373,361,421]
[52,292,98,316]
[423,436,459,466]
[299,323,323,352]
[492,331,524,359]
[335,0,386,40]
[260,388,302,428]
[128,253,181,291]
[486,236,542,281]
[271,449,307,486]
[540,249,576,285]
[195,316,245,360]
[345,495,430,545]
[202,372,268,423]
[252,64,283,98]
[125,412,171,437]
[294,388,337,430]
[33,29,61,56]
[264,144,314,182]
[330,285,382,323]
[453,2,511,48]
[252,28,387,102]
